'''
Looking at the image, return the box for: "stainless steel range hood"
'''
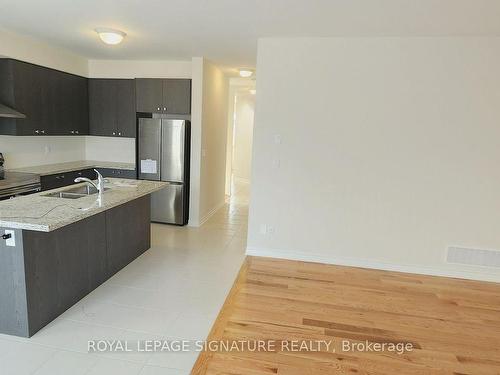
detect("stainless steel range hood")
[0,103,26,118]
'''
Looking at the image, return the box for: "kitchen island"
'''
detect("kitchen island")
[0,178,167,337]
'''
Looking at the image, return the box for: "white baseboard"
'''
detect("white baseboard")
[199,200,226,226]
[246,246,500,283]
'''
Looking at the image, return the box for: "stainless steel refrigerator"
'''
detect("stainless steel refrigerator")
[138,117,190,225]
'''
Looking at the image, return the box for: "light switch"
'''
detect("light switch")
[273,134,282,144]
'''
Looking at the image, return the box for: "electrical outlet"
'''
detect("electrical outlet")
[4,230,15,247]
[274,134,282,144]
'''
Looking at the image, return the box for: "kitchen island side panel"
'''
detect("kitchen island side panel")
[0,228,29,337]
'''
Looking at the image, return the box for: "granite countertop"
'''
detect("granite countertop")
[9,160,136,176]
[0,178,167,232]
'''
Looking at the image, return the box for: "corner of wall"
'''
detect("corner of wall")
[188,57,205,227]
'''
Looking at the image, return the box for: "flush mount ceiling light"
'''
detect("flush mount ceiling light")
[95,28,126,45]
[249,89,256,95]
[239,69,253,78]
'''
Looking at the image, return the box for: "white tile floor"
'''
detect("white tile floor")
[0,179,250,375]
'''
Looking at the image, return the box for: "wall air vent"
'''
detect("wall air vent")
[447,246,500,268]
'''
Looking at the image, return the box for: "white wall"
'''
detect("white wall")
[189,58,229,226]
[189,57,204,226]
[225,85,237,195]
[0,136,85,169]
[198,60,229,224]
[0,28,88,76]
[84,137,135,163]
[88,59,192,78]
[232,93,255,181]
[248,37,500,282]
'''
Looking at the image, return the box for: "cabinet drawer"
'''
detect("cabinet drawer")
[67,168,96,181]
[40,173,70,191]
[96,168,137,179]
[40,169,96,191]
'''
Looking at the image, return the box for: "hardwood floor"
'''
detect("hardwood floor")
[192,256,500,375]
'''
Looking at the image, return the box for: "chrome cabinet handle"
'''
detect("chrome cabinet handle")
[112,132,116,135]
[75,130,79,134]
[70,130,74,134]
[163,107,166,111]
[35,130,40,134]
[40,130,45,134]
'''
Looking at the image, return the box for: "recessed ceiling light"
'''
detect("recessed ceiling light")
[95,28,126,45]
[239,69,253,78]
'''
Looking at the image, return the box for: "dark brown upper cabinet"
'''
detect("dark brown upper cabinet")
[135,78,191,115]
[0,59,88,136]
[89,79,136,138]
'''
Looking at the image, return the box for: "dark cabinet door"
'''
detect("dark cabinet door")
[163,79,191,115]
[12,61,49,135]
[0,60,88,136]
[89,79,117,136]
[71,75,89,135]
[135,79,163,113]
[89,79,136,138]
[49,70,88,136]
[40,173,69,191]
[57,73,88,135]
[115,80,136,137]
[49,69,67,135]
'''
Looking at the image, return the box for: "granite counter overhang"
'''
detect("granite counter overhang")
[0,178,168,232]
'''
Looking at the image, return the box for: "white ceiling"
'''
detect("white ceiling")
[2,0,500,71]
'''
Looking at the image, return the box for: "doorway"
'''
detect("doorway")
[225,78,255,203]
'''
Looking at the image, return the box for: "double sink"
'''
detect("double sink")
[43,185,109,199]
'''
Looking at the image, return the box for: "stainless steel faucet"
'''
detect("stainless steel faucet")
[74,169,105,197]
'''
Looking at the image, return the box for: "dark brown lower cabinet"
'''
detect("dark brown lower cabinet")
[40,168,96,191]
[0,195,151,337]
